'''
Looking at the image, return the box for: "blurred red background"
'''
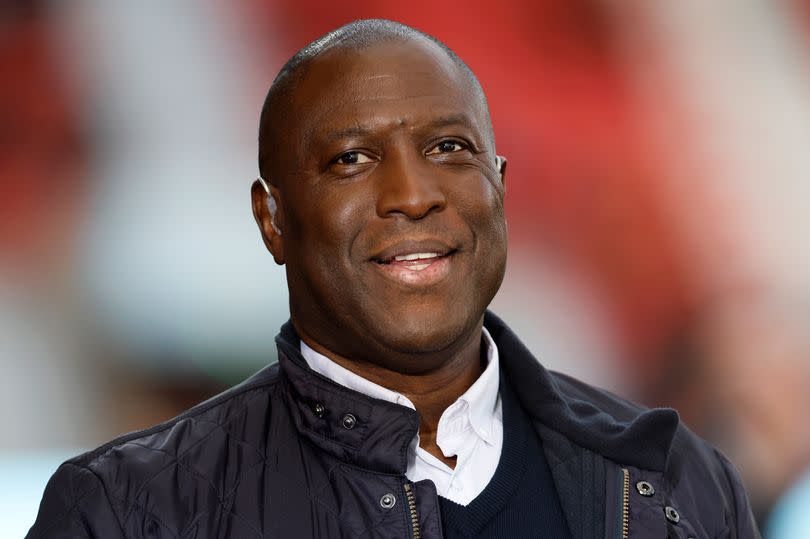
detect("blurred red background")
[3,1,810,535]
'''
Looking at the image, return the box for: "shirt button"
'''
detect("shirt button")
[341,413,357,430]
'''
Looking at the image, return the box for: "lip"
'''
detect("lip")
[369,238,458,286]
[370,239,456,264]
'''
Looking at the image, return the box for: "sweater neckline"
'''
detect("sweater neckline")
[438,374,530,534]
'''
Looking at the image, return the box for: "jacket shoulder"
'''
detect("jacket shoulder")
[74,361,282,473]
[28,363,283,538]
[547,368,724,470]
[548,369,758,535]
[546,370,759,536]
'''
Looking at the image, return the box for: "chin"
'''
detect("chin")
[367,308,477,357]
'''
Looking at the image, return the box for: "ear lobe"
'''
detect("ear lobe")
[251,179,285,265]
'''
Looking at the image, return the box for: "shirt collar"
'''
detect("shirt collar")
[452,327,500,444]
[300,341,417,410]
[301,328,501,443]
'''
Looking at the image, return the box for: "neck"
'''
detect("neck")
[297,324,486,467]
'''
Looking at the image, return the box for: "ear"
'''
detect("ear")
[495,155,507,187]
[251,179,285,265]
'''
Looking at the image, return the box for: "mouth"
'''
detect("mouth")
[370,242,458,286]
[373,251,452,269]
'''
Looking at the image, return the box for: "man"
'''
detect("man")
[29,19,759,538]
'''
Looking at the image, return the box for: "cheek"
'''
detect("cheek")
[284,188,374,315]
[453,178,507,239]
[291,185,373,263]
[456,180,508,293]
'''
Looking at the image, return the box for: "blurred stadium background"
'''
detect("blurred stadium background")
[3,0,810,536]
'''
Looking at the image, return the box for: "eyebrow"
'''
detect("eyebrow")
[425,113,475,131]
[323,124,373,144]
[319,113,477,145]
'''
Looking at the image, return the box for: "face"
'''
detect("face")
[254,39,507,373]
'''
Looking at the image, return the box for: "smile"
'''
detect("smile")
[371,247,457,286]
[389,252,442,271]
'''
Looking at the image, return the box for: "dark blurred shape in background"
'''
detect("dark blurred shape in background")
[2,1,809,536]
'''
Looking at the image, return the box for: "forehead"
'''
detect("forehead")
[287,39,487,144]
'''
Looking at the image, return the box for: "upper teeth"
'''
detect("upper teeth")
[394,252,440,261]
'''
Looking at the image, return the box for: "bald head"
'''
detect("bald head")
[257,19,493,182]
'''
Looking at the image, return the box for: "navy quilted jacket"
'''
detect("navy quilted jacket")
[27,312,760,538]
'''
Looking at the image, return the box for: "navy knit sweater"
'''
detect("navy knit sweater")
[438,374,572,538]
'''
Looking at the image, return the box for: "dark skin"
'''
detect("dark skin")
[252,38,508,467]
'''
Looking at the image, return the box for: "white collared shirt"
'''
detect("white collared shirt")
[300,328,503,506]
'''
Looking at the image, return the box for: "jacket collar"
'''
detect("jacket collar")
[484,310,679,472]
[275,321,419,475]
[275,311,679,475]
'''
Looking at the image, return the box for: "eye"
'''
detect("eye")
[426,140,467,155]
[334,151,373,165]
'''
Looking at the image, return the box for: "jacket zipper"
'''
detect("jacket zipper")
[620,467,630,539]
[403,482,420,539]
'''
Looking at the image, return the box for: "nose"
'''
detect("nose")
[375,152,446,220]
